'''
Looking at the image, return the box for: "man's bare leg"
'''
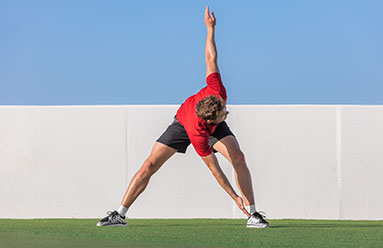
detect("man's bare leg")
[212,135,269,228]
[212,135,255,207]
[97,142,176,226]
[121,142,177,208]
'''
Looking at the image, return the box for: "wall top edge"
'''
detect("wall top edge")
[1,105,383,108]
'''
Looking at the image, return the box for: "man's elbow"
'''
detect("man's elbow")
[206,57,218,72]
[206,55,217,64]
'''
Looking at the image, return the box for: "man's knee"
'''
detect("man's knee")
[231,151,246,167]
[140,159,158,178]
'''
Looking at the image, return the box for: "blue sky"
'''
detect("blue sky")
[1,0,382,105]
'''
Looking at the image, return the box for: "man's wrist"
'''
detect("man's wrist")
[206,26,215,32]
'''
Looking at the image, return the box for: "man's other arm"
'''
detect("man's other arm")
[201,153,250,217]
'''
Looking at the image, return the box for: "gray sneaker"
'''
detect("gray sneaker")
[247,211,269,228]
[96,211,127,227]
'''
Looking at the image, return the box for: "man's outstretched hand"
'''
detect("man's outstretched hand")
[234,196,251,218]
[204,6,216,28]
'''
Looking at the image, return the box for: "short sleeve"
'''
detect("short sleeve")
[189,134,212,157]
[206,72,227,100]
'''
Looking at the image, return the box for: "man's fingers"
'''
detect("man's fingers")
[239,203,250,217]
[235,196,250,217]
[205,6,210,18]
[243,208,251,218]
[211,11,215,21]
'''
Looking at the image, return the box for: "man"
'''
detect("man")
[97,6,269,228]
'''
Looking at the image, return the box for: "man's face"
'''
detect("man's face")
[208,105,229,125]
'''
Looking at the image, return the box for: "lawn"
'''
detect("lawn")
[1,219,382,248]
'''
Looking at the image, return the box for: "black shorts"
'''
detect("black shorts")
[157,116,235,154]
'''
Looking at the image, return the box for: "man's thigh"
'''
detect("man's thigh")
[212,135,242,164]
[209,121,235,152]
[146,142,177,172]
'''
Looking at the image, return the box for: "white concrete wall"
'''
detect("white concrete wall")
[0,105,382,220]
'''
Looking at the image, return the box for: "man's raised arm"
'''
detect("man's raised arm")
[204,6,219,77]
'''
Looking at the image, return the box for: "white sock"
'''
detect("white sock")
[117,205,128,217]
[246,204,256,215]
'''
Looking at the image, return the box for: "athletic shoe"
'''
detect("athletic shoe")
[96,211,127,227]
[247,211,269,228]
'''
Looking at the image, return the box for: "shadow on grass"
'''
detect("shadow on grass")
[125,223,383,229]
[125,223,245,227]
[270,223,383,229]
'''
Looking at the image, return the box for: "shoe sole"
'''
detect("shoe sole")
[96,223,127,227]
[247,224,269,228]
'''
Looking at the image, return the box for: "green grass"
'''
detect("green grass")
[1,219,383,248]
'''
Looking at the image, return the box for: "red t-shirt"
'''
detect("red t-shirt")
[176,72,227,156]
